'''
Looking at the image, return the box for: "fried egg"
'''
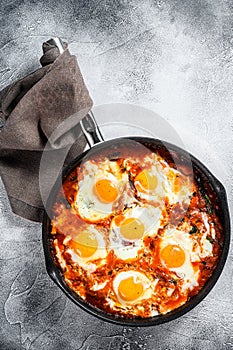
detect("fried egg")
[112,271,156,306]
[109,205,162,260]
[64,225,107,271]
[75,159,133,222]
[159,229,200,291]
[133,158,169,204]
[133,154,193,207]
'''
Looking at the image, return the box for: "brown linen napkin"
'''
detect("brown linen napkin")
[0,38,93,222]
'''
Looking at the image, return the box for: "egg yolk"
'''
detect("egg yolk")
[73,231,98,258]
[173,174,182,194]
[95,179,118,203]
[118,276,144,302]
[160,244,186,268]
[120,218,145,240]
[135,169,158,191]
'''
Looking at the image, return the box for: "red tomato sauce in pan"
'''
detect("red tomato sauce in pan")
[50,141,223,318]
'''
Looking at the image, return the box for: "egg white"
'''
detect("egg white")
[164,166,193,206]
[192,212,213,258]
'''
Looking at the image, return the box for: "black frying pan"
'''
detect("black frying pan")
[42,113,230,326]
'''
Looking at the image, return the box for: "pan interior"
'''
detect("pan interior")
[42,137,230,326]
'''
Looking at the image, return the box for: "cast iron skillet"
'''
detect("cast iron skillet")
[42,113,230,326]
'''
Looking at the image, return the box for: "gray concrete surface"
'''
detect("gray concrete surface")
[0,0,233,349]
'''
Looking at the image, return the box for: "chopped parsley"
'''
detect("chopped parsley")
[189,225,198,234]
[204,194,213,214]
[169,278,178,285]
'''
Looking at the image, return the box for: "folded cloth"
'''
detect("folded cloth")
[0,38,93,222]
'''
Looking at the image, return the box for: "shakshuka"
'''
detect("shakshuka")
[50,141,223,318]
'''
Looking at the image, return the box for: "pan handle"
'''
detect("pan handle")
[80,111,105,147]
[47,37,65,54]
[47,37,104,148]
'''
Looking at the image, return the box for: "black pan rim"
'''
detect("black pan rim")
[42,136,231,326]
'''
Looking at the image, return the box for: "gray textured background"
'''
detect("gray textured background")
[0,0,233,349]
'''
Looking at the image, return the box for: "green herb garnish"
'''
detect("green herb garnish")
[204,194,213,214]
[169,278,178,285]
[207,236,213,244]
[189,225,198,234]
